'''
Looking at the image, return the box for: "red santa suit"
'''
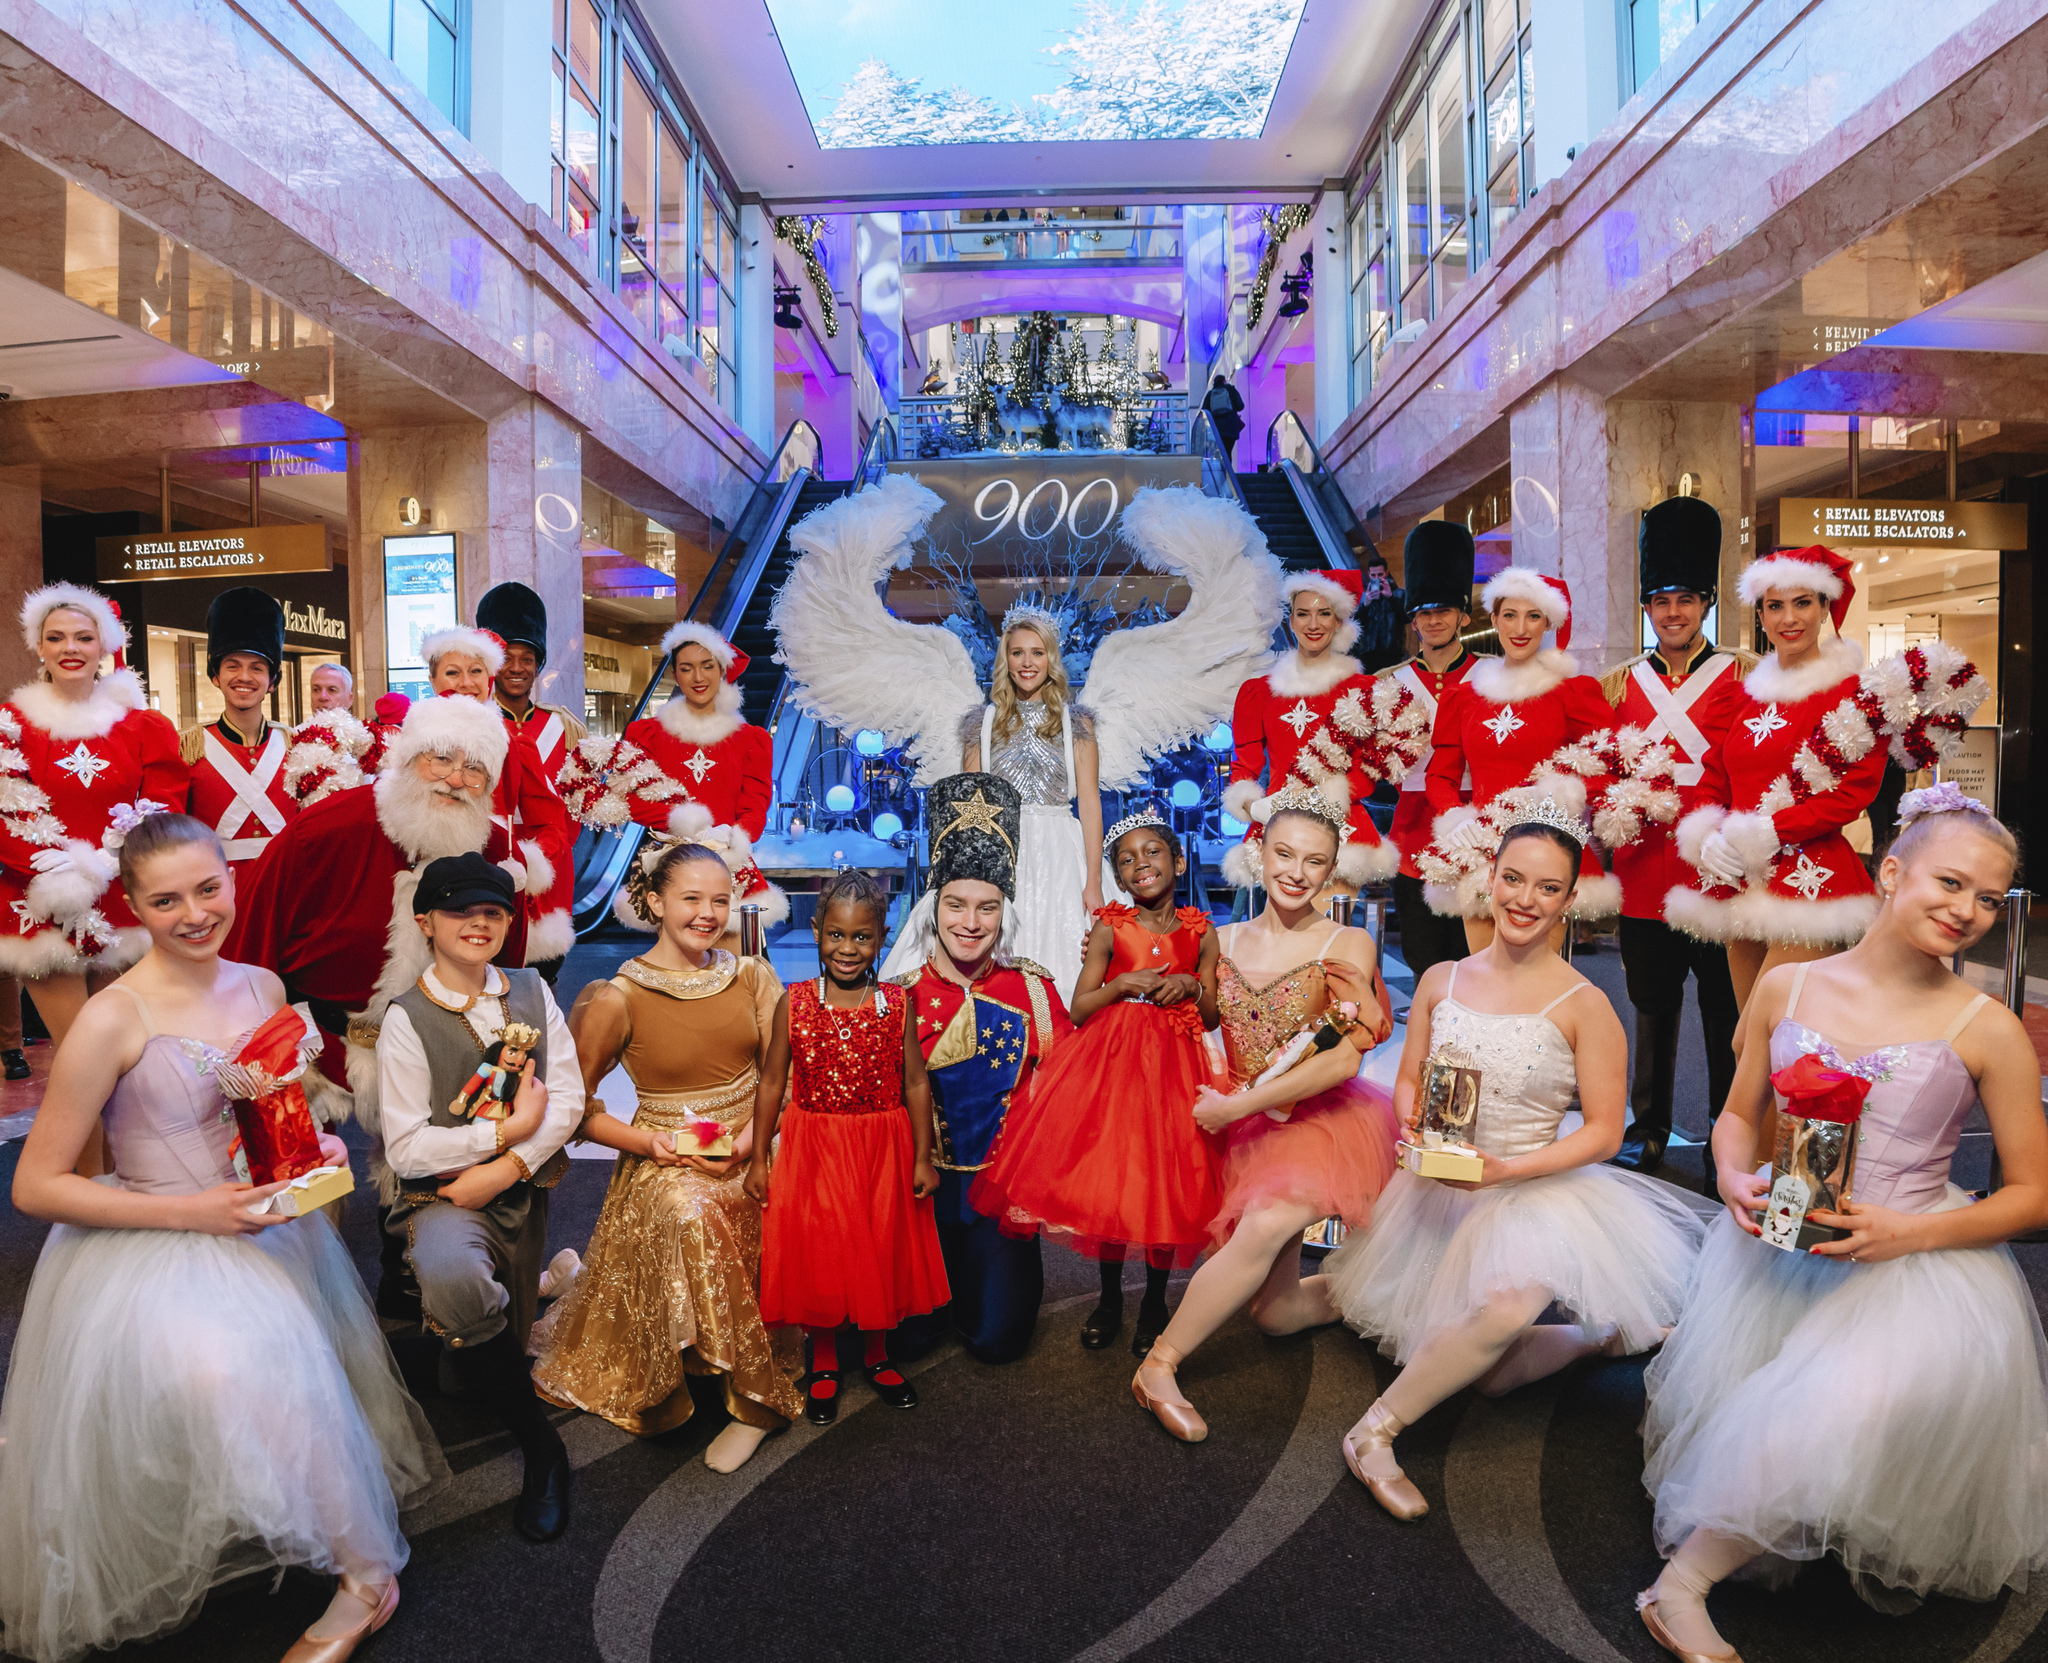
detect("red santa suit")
[559,621,786,930]
[1423,569,1621,920]
[0,587,187,977]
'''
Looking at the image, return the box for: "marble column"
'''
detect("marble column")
[0,465,40,693]
[347,399,586,715]
[1604,400,1747,655]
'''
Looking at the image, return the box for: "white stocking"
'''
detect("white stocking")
[705,1421,772,1473]
[1648,1529,1757,1654]
[1379,1285,1553,1426]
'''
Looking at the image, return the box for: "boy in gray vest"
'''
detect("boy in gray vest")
[379,852,583,1542]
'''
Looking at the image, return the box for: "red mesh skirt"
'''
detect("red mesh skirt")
[971,1001,1225,1266]
[759,1105,949,1331]
[1211,1076,1400,1244]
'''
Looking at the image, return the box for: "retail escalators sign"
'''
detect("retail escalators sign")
[1779,498,2028,549]
[96,524,331,582]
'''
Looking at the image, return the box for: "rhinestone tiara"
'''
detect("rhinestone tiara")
[1497,792,1586,849]
[1265,780,1349,832]
[999,600,1066,645]
[1105,809,1171,847]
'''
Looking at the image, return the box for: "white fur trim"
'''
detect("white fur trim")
[386,694,510,776]
[1718,811,1781,883]
[1566,871,1623,922]
[517,838,555,897]
[1481,568,1568,624]
[496,856,529,893]
[1265,649,1364,699]
[1674,804,1728,867]
[1525,772,1588,818]
[1221,839,1265,890]
[1743,636,1865,703]
[0,927,89,978]
[24,848,110,925]
[659,620,738,666]
[1336,839,1400,886]
[1282,571,1361,619]
[302,1068,352,1130]
[737,881,791,932]
[1737,554,1844,606]
[1221,779,1263,824]
[1466,649,1578,702]
[524,908,576,964]
[668,802,715,840]
[21,583,126,659]
[1422,879,1485,919]
[7,671,147,741]
[1664,884,1738,942]
[420,627,505,676]
[657,688,743,744]
[1665,883,1878,947]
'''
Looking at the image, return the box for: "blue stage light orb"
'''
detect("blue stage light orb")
[825,784,856,812]
[854,729,888,757]
[1169,778,1202,808]
[1205,721,1233,753]
[1221,813,1247,837]
[871,811,904,840]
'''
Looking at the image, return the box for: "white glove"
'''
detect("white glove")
[1697,831,1749,885]
[1444,817,1494,853]
[30,845,82,876]
[1248,793,1276,824]
[496,857,530,893]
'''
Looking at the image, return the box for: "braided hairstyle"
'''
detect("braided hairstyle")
[815,865,890,932]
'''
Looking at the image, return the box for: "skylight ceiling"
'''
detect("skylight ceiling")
[766,0,1309,149]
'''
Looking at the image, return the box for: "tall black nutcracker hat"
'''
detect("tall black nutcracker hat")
[1640,495,1722,601]
[926,772,1022,899]
[205,586,284,677]
[1402,520,1476,616]
[476,581,548,664]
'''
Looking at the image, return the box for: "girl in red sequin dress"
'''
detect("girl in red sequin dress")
[972,814,1224,1356]
[748,870,948,1423]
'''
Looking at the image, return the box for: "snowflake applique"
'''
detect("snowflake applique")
[10,901,32,932]
[1783,850,1833,901]
[1481,705,1525,744]
[1743,704,1788,745]
[1277,699,1317,738]
[680,748,716,783]
[53,743,110,788]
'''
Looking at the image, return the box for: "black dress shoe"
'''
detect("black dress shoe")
[1080,1298,1123,1349]
[802,1370,842,1426]
[863,1362,918,1410]
[1,1049,27,1082]
[1611,1135,1667,1172]
[514,1448,572,1543]
[1131,1301,1170,1359]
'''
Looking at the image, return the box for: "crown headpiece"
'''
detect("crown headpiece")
[1105,808,1171,847]
[1497,793,1586,850]
[1265,780,1348,832]
[999,599,1067,650]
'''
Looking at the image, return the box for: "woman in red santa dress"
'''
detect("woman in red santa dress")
[1666,545,1885,1015]
[1423,569,1620,952]
[0,584,187,1048]
[420,627,574,967]
[559,620,787,937]
[1223,570,1425,895]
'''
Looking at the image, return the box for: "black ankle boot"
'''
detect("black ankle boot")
[453,1329,571,1543]
[1,1048,28,1082]
[1081,1296,1123,1349]
[1131,1300,1170,1358]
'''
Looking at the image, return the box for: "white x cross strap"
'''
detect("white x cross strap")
[1629,654,1735,786]
[1393,662,1470,793]
[203,727,288,860]
[531,712,566,774]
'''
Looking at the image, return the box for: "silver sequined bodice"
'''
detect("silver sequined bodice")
[988,711,1071,805]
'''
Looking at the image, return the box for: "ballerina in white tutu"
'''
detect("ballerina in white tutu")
[1636,785,2048,1662]
[1325,801,1708,1520]
[0,812,444,1663]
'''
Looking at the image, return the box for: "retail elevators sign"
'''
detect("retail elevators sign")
[1779,498,2029,548]
[96,524,332,582]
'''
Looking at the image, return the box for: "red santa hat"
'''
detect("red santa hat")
[660,619,750,683]
[1736,545,1855,632]
[419,626,506,677]
[1282,570,1365,653]
[384,688,509,778]
[1480,567,1573,650]
[21,583,128,662]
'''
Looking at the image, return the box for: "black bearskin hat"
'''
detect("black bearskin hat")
[1401,521,1476,616]
[476,581,548,664]
[926,773,1022,899]
[1639,496,1722,601]
[206,586,284,678]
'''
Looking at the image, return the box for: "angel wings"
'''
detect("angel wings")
[771,472,1286,791]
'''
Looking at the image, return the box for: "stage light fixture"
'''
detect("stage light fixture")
[825,784,856,812]
[1169,778,1203,808]
[854,729,889,756]
[773,284,803,331]
[1204,721,1233,753]
[871,810,904,840]
[1221,813,1248,837]
[1277,254,1313,319]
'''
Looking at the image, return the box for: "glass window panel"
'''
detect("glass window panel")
[720,283,735,345]
[1400,108,1429,290]
[391,0,429,87]
[718,215,735,292]
[719,353,736,413]
[699,260,719,357]
[551,59,565,161]
[1489,165,1520,241]
[701,186,718,287]
[619,75,656,327]
[1484,0,1517,67]
[1658,0,1699,66]
[551,162,563,227]
[658,123,688,290]
[1402,266,1431,327]
[1436,229,1468,312]
[1486,60,1520,180]
[1348,205,1367,278]
[565,80,600,195]
[1520,38,1535,135]
[1630,0,1657,86]
[565,182,597,259]
[338,0,388,48]
[570,0,602,95]
[1433,58,1466,246]
[1369,169,1386,250]
[427,15,456,121]
[658,285,684,345]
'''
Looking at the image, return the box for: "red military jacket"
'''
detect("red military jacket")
[1384,649,1479,880]
[182,716,297,869]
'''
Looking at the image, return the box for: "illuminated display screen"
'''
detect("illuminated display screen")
[767,0,1307,148]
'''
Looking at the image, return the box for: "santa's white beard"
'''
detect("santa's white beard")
[374,766,493,860]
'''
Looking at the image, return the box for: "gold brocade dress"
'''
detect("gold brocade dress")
[531,953,803,1434]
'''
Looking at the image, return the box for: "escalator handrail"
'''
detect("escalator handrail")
[677,418,823,629]
[1189,408,1250,512]
[1265,408,1327,475]
[851,412,899,492]
[1279,457,1356,570]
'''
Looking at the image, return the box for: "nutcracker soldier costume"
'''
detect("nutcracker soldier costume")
[1384,522,1482,980]
[890,772,1073,1367]
[179,588,298,873]
[1599,497,1754,1173]
[558,619,786,938]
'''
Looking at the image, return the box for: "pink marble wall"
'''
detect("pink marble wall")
[0,465,40,693]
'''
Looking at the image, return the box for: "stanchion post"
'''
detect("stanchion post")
[1986,889,2031,1201]
[739,902,763,960]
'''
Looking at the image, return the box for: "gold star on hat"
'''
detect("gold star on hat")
[933,786,1014,852]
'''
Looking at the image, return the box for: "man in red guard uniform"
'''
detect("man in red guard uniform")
[180,588,299,873]
[421,625,574,969]
[1385,522,1482,981]
[1599,495,1755,1176]
[476,583,584,975]
[890,774,1071,1366]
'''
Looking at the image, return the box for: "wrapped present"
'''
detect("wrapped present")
[673,1118,736,1159]
[217,1004,327,1186]
[257,1164,356,1218]
[1760,1051,1869,1252]
[1398,1041,1485,1182]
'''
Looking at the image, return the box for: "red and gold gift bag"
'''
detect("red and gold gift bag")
[220,1004,328,1186]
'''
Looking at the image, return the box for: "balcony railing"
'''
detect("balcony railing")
[900,209,1182,267]
[898,391,1189,457]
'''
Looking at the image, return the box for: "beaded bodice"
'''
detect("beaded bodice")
[988,720,1071,804]
[1216,956,1327,1086]
[1428,965,1584,1158]
[787,978,907,1117]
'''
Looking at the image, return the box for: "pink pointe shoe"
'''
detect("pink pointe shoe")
[1341,1399,1428,1520]
[1131,1339,1208,1442]
[281,1576,399,1663]
[1636,1589,1744,1662]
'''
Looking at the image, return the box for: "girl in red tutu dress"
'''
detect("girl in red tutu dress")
[747,870,949,1424]
[972,812,1224,1358]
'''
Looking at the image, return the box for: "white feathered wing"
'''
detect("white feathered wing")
[1083,487,1285,789]
[770,474,984,787]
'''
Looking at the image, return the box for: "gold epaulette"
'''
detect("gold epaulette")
[1008,958,1054,980]
[1598,652,1652,708]
[888,969,923,990]
[545,703,590,749]
[178,724,208,765]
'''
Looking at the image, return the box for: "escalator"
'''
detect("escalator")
[1235,469,1327,574]
[729,474,850,724]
